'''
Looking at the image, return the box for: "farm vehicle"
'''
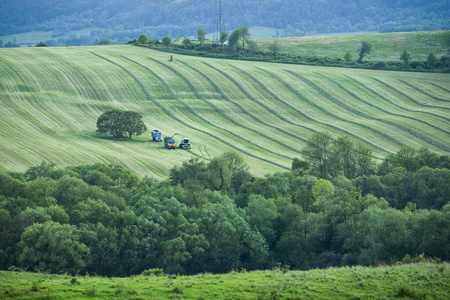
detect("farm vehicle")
[164,133,191,149]
[164,136,176,149]
[179,138,191,149]
[151,130,162,142]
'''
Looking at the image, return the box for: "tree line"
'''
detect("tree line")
[133,30,450,73]
[0,133,449,276]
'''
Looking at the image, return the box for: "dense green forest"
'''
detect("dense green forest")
[1,0,449,45]
[1,133,449,276]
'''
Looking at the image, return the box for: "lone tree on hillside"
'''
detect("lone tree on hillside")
[197,28,206,44]
[239,26,251,49]
[162,36,172,48]
[358,41,372,63]
[35,41,48,47]
[138,33,150,44]
[96,109,147,139]
[400,50,411,68]
[269,40,281,59]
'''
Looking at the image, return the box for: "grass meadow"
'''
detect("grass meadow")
[255,30,450,61]
[0,43,449,179]
[1,263,449,299]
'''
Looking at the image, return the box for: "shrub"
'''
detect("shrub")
[142,268,164,276]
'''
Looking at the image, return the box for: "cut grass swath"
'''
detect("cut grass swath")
[315,72,450,152]
[92,53,291,170]
[147,57,299,158]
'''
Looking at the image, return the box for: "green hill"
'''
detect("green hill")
[0,45,449,178]
[256,30,450,61]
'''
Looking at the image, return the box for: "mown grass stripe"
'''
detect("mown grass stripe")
[147,57,298,159]
[315,72,450,151]
[201,61,311,147]
[370,77,450,112]
[228,64,316,136]
[256,67,390,155]
[286,70,414,148]
[399,79,450,103]
[428,82,450,94]
[343,74,450,134]
[95,54,290,170]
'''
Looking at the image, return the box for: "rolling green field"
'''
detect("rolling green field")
[1,263,449,299]
[0,44,449,178]
[255,30,450,61]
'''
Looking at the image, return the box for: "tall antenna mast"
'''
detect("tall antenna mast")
[213,0,223,44]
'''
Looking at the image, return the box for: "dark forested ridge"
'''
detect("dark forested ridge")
[1,0,449,43]
[1,139,449,276]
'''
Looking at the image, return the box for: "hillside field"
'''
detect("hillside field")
[255,30,450,61]
[0,44,449,178]
[1,263,449,299]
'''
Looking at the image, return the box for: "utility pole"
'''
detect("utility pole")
[213,0,223,45]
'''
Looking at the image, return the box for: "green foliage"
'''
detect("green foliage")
[35,41,47,47]
[96,109,147,139]
[97,39,112,45]
[137,33,150,44]
[162,36,172,48]
[142,268,164,276]
[197,28,206,44]
[0,140,449,277]
[358,41,372,62]
[400,50,411,68]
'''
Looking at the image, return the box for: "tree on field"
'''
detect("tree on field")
[427,53,437,69]
[220,30,228,47]
[400,50,411,68]
[162,36,172,48]
[358,41,372,63]
[183,38,192,48]
[197,28,206,44]
[344,51,352,63]
[228,29,241,48]
[35,41,47,47]
[96,109,147,139]
[98,39,112,45]
[138,33,150,44]
[269,40,281,59]
[239,26,251,50]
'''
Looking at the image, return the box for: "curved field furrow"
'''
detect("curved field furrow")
[315,72,450,151]
[0,59,64,135]
[146,57,300,158]
[227,64,316,136]
[399,80,450,103]
[6,51,103,131]
[200,61,314,145]
[370,77,450,114]
[129,56,296,160]
[428,82,450,94]
[344,75,450,125]
[286,70,428,148]
[256,67,391,155]
[94,53,291,170]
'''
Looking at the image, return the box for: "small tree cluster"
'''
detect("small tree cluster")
[96,109,147,139]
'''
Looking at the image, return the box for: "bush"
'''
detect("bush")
[142,268,164,276]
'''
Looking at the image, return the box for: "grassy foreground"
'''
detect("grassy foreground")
[1,263,449,299]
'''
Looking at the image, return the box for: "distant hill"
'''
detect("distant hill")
[0,0,449,46]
